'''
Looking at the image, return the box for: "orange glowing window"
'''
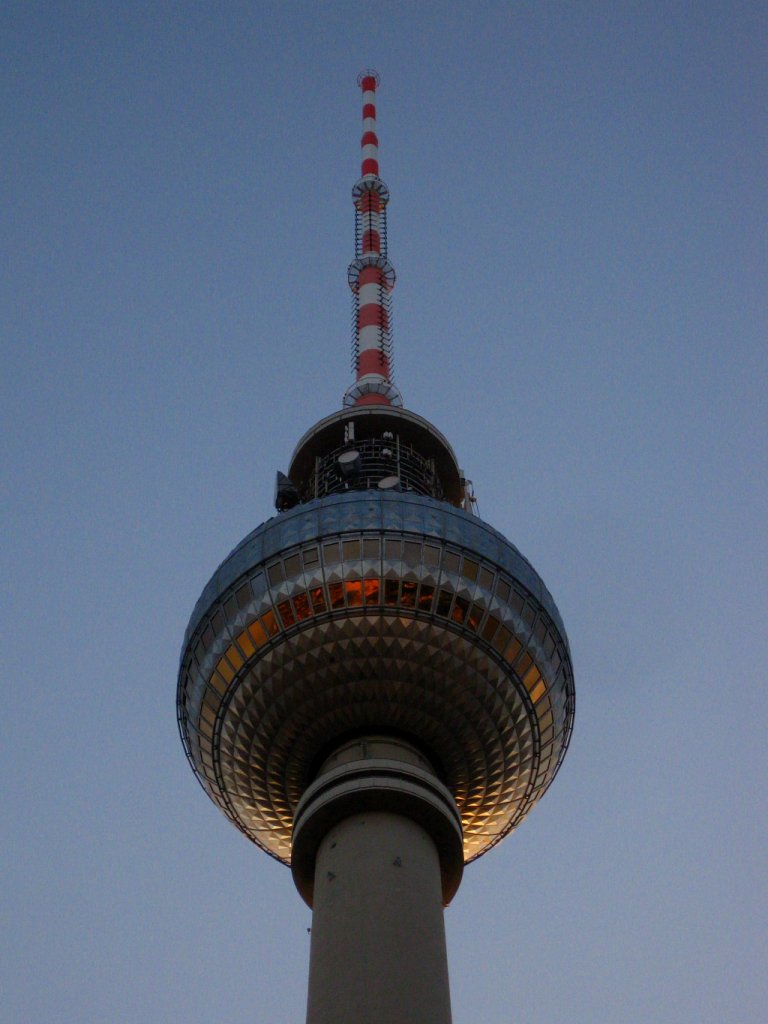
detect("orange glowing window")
[364,578,380,604]
[217,659,234,684]
[310,586,326,613]
[401,581,417,608]
[329,582,345,609]
[261,610,279,637]
[209,671,228,695]
[385,580,399,605]
[516,651,533,677]
[452,596,469,624]
[530,679,547,704]
[226,645,244,671]
[505,637,522,664]
[248,619,268,647]
[345,580,364,606]
[277,600,295,628]
[293,592,312,621]
[523,664,540,690]
[236,629,256,658]
[418,584,434,611]
[467,603,483,630]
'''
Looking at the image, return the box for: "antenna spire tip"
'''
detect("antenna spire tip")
[357,69,380,88]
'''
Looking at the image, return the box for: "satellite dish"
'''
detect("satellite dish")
[378,475,401,491]
[338,450,362,478]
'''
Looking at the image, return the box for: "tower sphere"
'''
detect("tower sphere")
[177,405,575,876]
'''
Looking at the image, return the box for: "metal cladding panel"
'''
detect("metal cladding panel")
[182,492,567,652]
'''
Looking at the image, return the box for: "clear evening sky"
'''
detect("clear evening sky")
[2,3,765,1022]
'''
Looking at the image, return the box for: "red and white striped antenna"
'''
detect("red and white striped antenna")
[344,71,402,408]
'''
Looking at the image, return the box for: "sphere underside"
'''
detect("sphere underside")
[177,492,574,864]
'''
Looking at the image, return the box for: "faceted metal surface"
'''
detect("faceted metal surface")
[177,491,574,865]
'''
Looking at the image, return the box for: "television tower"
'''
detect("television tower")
[177,72,575,1024]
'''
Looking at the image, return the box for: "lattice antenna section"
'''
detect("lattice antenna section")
[344,71,402,408]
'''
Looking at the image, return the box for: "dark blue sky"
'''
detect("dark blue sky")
[2,4,765,1022]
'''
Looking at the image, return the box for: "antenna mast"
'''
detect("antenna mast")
[344,71,402,408]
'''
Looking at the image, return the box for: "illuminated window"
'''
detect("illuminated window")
[401,580,417,608]
[261,610,279,637]
[504,636,522,663]
[225,645,243,671]
[522,664,540,690]
[452,595,468,624]
[418,584,434,611]
[209,671,228,695]
[345,580,364,606]
[467,603,483,630]
[293,592,311,621]
[329,582,345,609]
[277,600,295,627]
[236,629,255,657]
[364,578,380,604]
[530,679,547,704]
[310,586,326,613]
[247,619,268,647]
